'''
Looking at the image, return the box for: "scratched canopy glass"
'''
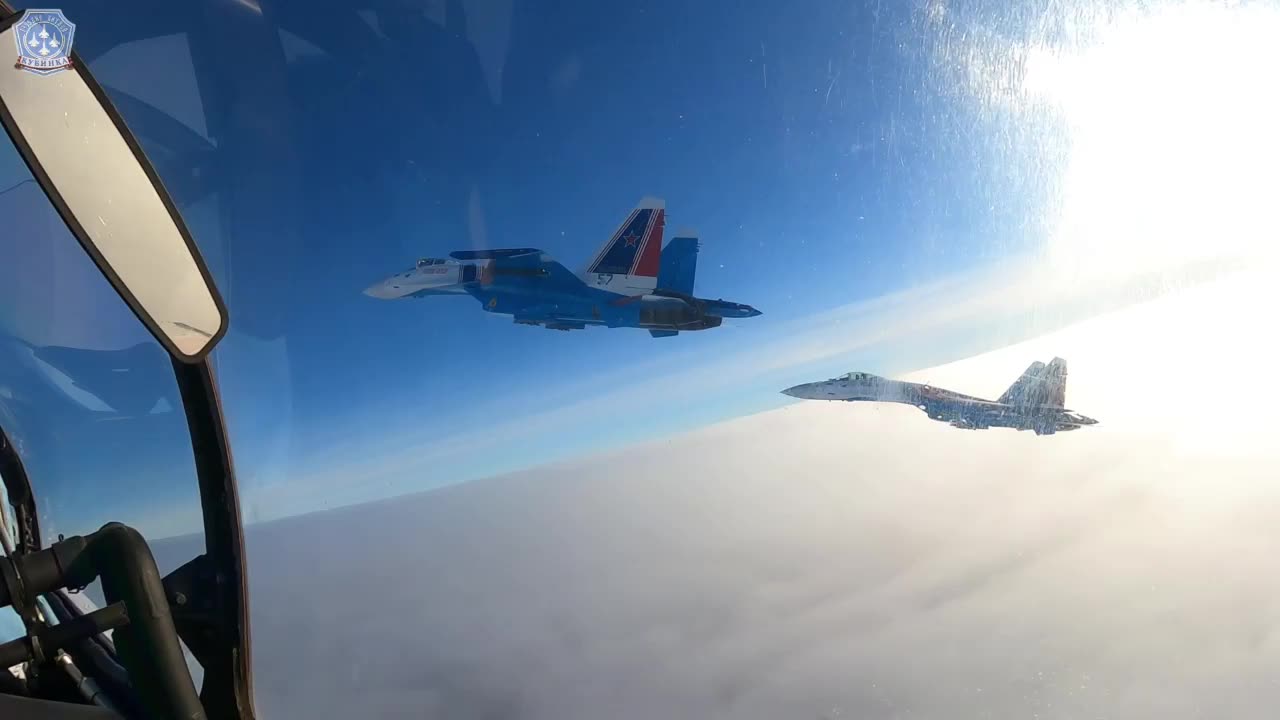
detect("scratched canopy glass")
[13,0,1280,719]
[0,99,209,684]
[0,20,224,361]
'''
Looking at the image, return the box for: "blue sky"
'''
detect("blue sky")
[5,1,1277,715]
[0,0,1078,535]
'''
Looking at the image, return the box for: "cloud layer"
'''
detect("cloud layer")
[244,269,1280,718]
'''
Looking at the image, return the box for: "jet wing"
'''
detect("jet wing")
[917,384,992,405]
[489,250,590,294]
[452,248,596,300]
[532,258,590,292]
[449,248,541,260]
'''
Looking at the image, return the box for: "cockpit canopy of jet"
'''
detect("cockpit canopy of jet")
[416,258,446,268]
[839,371,875,381]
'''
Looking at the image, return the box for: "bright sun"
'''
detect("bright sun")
[1021,1,1280,281]
[907,2,1280,459]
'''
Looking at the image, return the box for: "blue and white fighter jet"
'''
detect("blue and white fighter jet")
[783,358,1099,435]
[364,197,760,336]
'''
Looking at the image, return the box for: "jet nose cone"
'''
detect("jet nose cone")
[746,307,763,318]
[364,281,394,299]
[782,381,828,400]
[781,383,807,399]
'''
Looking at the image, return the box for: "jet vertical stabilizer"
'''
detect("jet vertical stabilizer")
[998,357,1068,408]
[580,196,665,295]
[658,231,699,295]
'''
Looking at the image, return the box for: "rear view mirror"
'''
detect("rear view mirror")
[0,10,227,361]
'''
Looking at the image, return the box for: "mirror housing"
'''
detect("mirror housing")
[0,10,227,361]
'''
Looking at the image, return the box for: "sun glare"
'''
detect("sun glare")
[1023,2,1280,282]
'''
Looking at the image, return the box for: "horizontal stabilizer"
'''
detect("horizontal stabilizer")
[450,248,540,260]
[658,234,699,295]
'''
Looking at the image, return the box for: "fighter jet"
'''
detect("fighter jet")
[363,197,760,336]
[782,358,1098,435]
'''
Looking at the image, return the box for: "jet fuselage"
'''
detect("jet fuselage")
[782,371,1098,435]
[364,197,760,336]
[364,256,757,334]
